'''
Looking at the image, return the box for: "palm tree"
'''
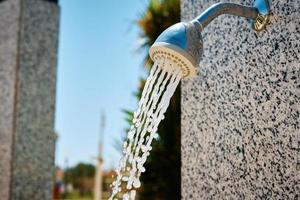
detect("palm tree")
[131,0,181,199]
[138,0,180,68]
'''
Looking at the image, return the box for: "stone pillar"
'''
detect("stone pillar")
[181,0,299,199]
[0,0,59,199]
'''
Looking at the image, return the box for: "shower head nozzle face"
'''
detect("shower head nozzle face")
[149,22,203,78]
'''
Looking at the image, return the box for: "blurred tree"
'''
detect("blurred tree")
[64,163,95,197]
[124,0,181,199]
[137,0,180,68]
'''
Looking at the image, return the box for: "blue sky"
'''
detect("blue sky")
[55,0,148,169]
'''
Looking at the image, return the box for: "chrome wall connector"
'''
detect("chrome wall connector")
[253,0,271,31]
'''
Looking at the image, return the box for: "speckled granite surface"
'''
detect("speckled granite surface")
[181,0,300,199]
[0,0,20,199]
[0,0,59,199]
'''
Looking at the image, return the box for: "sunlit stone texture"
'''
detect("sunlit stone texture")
[0,0,59,199]
[181,0,300,199]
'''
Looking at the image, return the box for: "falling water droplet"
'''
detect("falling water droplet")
[109,59,183,200]
[133,178,141,188]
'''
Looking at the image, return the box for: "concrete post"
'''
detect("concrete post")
[0,0,59,199]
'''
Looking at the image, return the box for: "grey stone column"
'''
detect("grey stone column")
[0,0,59,199]
[181,0,299,199]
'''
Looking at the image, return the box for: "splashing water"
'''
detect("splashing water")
[109,58,183,200]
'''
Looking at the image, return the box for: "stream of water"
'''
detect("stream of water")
[109,58,183,200]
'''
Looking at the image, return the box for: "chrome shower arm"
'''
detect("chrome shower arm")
[192,0,270,31]
[194,3,258,28]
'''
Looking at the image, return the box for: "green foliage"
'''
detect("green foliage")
[62,190,93,200]
[64,163,95,197]
[65,163,95,186]
[124,0,181,199]
[137,0,180,67]
[139,86,181,200]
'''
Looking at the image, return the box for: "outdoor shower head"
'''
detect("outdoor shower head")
[149,0,270,78]
[149,22,203,77]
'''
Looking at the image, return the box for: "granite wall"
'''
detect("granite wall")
[181,0,299,199]
[0,0,20,198]
[0,0,59,199]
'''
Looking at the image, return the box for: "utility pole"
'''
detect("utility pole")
[94,111,105,200]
